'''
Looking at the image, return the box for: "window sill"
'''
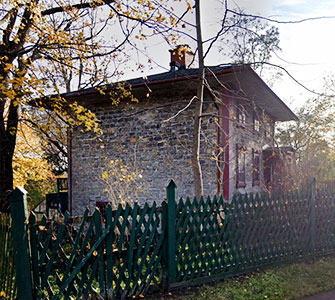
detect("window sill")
[235,122,246,129]
[237,181,246,188]
[253,180,260,186]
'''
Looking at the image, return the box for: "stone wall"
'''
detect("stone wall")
[71,96,218,215]
[230,98,274,195]
[70,89,276,215]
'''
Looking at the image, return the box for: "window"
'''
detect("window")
[253,113,260,132]
[237,105,246,125]
[236,145,246,187]
[252,149,261,186]
[264,118,274,138]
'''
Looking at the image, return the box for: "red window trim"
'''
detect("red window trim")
[252,149,261,186]
[236,144,246,188]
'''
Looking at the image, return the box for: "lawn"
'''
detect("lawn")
[148,255,335,300]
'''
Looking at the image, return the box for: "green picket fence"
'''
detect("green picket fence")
[6,179,335,299]
[173,191,312,286]
[28,202,164,299]
[0,213,17,300]
[170,181,335,287]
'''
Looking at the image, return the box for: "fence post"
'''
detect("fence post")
[162,180,177,290]
[310,177,316,253]
[10,187,33,300]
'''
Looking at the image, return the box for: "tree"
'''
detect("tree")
[192,0,205,198]
[0,0,189,211]
[221,14,280,72]
[13,122,56,208]
[276,93,335,187]
[188,0,282,197]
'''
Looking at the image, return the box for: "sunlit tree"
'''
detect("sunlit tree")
[0,0,190,211]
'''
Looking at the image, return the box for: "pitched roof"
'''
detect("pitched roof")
[63,64,298,122]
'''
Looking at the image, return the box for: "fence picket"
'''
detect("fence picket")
[166,180,177,286]
[6,178,335,299]
[9,187,33,300]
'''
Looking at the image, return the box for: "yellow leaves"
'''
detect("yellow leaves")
[13,122,56,197]
[109,82,138,106]
[100,158,144,209]
[0,291,5,297]
[93,250,98,257]
[3,63,13,72]
[67,102,102,135]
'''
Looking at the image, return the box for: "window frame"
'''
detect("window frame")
[236,144,246,188]
[236,105,246,127]
[253,112,261,133]
[252,149,261,186]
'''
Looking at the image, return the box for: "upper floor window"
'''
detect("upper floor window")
[252,149,261,186]
[253,113,260,132]
[236,145,246,188]
[237,105,246,125]
[264,118,274,138]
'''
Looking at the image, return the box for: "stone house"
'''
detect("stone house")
[66,50,297,215]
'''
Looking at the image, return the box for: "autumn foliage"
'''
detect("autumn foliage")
[0,0,191,211]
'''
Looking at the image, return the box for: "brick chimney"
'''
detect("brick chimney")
[169,45,195,71]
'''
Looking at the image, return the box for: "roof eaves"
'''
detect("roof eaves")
[61,65,248,99]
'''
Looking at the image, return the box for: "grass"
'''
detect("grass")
[149,255,335,300]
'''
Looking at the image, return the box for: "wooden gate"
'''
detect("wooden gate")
[10,188,165,300]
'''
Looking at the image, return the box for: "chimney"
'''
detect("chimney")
[169,45,195,71]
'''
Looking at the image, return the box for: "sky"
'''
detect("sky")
[209,0,335,110]
[236,0,335,110]
[133,0,335,112]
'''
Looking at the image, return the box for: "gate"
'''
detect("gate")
[9,187,165,300]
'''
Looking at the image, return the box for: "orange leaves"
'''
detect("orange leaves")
[187,2,192,11]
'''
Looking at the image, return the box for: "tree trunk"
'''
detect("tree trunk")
[192,0,204,198]
[0,98,18,212]
[0,149,14,212]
